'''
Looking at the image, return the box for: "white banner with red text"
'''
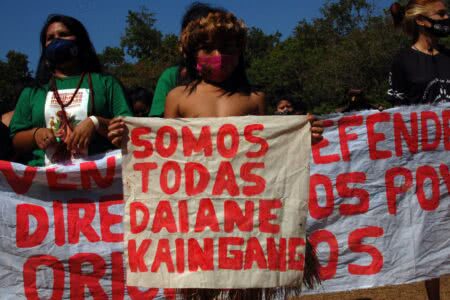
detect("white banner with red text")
[0,152,177,300]
[0,105,449,298]
[303,103,450,293]
[122,116,311,289]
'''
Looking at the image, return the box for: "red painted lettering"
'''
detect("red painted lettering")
[111,252,125,300]
[311,120,340,164]
[240,162,266,196]
[194,198,220,232]
[393,112,418,157]
[267,238,287,271]
[421,111,442,151]
[338,115,363,161]
[23,255,64,300]
[259,199,281,234]
[309,174,334,219]
[244,124,269,158]
[224,200,254,233]
[128,239,151,272]
[160,161,181,195]
[188,238,214,271]
[134,162,157,193]
[155,126,178,158]
[212,161,239,196]
[440,164,450,192]
[244,237,267,269]
[443,110,450,150]
[80,156,116,189]
[16,204,48,248]
[217,124,239,158]
[337,172,369,215]
[53,201,65,246]
[69,253,108,299]
[416,165,440,211]
[99,196,124,242]
[151,239,175,272]
[0,161,36,194]
[178,200,189,233]
[185,162,210,196]
[152,201,177,233]
[131,127,153,159]
[309,230,338,280]
[385,167,413,215]
[348,226,384,275]
[46,167,77,190]
[218,237,244,270]
[367,112,392,160]
[130,202,149,234]
[182,126,213,157]
[288,238,305,271]
[67,202,100,243]
[176,239,185,273]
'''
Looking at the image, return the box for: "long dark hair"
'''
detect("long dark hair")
[35,14,102,86]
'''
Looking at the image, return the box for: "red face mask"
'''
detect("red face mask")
[196,54,239,82]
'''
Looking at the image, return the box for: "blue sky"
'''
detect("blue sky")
[0,0,392,73]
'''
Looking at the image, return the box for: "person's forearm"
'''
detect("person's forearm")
[96,116,111,137]
[12,128,38,154]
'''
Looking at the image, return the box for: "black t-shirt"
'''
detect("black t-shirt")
[0,122,12,160]
[387,47,450,105]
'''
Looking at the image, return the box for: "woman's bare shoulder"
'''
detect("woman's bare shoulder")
[249,91,266,115]
[249,91,265,105]
[167,85,189,98]
[250,90,265,99]
[165,85,191,118]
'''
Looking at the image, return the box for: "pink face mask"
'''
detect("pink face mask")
[196,54,238,82]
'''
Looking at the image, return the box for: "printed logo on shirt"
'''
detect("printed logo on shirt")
[49,93,84,106]
[44,88,90,165]
[423,78,450,103]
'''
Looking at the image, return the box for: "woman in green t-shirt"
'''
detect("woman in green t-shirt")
[10,15,131,166]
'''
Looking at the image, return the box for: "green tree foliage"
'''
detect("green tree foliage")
[320,0,373,36]
[0,1,419,114]
[156,34,180,66]
[98,47,125,70]
[245,27,281,65]
[113,32,180,90]
[248,0,409,113]
[0,51,32,114]
[120,7,162,61]
[108,7,181,91]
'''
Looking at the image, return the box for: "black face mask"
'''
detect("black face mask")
[45,38,79,66]
[421,15,450,37]
[274,110,294,116]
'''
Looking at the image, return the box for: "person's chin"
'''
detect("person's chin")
[207,74,233,85]
[206,77,226,84]
[54,59,79,71]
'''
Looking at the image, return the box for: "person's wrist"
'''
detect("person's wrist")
[32,127,41,147]
[89,116,100,130]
